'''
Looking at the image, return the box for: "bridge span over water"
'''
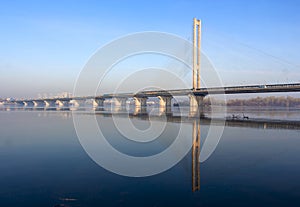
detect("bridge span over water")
[3,18,300,113]
[7,82,300,112]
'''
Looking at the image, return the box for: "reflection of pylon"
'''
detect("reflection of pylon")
[192,119,200,192]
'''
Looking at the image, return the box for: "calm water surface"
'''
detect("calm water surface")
[1,107,300,207]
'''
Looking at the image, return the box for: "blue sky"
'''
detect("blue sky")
[0,0,300,98]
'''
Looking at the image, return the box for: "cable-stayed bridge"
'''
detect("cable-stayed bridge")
[2,18,300,114]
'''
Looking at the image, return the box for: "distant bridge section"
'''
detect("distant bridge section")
[99,83,300,97]
[3,82,299,116]
[203,83,300,95]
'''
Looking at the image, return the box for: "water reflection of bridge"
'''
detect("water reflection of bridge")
[2,105,300,130]
[91,110,300,192]
[113,112,300,131]
[2,106,300,191]
[192,119,200,192]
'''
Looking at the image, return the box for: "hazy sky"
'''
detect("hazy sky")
[1,0,300,98]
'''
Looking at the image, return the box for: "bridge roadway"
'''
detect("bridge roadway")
[10,83,300,110]
[99,82,300,98]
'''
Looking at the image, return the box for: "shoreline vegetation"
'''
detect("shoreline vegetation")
[225,96,300,107]
[177,96,300,107]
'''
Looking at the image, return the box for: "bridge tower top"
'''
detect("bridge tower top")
[193,18,201,90]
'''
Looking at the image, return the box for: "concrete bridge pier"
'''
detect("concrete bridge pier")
[56,100,69,107]
[23,101,34,107]
[133,97,148,115]
[93,98,105,107]
[133,106,148,115]
[189,95,204,117]
[133,97,147,108]
[72,99,85,107]
[15,101,25,106]
[113,97,127,108]
[44,100,56,107]
[158,96,172,115]
[33,100,45,107]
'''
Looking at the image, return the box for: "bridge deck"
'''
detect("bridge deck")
[97,83,300,98]
[13,83,300,102]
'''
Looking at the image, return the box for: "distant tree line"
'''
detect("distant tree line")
[224,96,300,107]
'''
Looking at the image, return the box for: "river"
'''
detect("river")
[0,106,300,206]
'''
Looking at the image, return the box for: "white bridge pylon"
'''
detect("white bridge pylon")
[193,18,201,90]
[190,18,204,113]
[10,18,300,116]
